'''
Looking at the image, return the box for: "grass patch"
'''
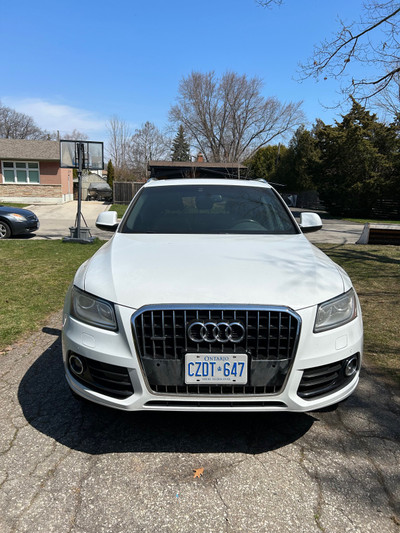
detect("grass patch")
[342,218,400,225]
[109,204,128,218]
[0,239,104,352]
[312,211,400,224]
[0,202,31,208]
[317,244,400,387]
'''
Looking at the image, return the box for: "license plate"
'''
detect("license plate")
[185,353,248,385]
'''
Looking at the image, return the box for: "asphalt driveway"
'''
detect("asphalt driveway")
[26,201,111,240]
[0,311,399,533]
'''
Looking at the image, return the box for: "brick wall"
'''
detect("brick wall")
[0,184,62,198]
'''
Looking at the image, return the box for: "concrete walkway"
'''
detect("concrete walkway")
[27,201,111,240]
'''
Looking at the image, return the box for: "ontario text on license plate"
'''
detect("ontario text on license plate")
[185,353,248,385]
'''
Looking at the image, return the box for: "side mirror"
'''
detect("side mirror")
[96,211,119,232]
[299,212,322,233]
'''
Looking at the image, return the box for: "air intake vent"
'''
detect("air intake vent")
[297,354,360,400]
[68,353,134,399]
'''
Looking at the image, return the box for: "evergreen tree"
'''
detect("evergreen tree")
[275,126,320,192]
[171,125,190,161]
[314,98,400,216]
[245,145,286,182]
[107,159,115,190]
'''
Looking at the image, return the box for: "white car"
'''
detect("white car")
[62,178,363,412]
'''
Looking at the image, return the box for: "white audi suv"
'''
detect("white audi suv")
[62,178,363,411]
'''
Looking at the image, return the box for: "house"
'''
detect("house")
[0,139,73,204]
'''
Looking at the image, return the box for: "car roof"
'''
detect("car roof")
[143,178,273,189]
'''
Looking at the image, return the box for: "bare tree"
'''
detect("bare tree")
[302,1,400,102]
[256,0,282,6]
[370,73,400,119]
[61,129,89,140]
[259,1,400,103]
[0,102,50,139]
[169,71,304,162]
[129,121,169,178]
[106,116,131,177]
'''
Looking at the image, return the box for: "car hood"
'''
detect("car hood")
[0,206,35,217]
[76,233,350,311]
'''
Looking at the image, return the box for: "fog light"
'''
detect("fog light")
[344,355,358,377]
[69,354,85,376]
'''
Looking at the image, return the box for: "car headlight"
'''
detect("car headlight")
[314,289,357,333]
[9,213,27,221]
[70,286,117,330]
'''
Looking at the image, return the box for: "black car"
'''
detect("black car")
[0,205,40,239]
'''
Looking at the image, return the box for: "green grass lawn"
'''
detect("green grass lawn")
[342,218,400,225]
[318,244,400,387]
[0,239,104,352]
[0,202,31,208]
[109,204,128,218]
[0,240,399,387]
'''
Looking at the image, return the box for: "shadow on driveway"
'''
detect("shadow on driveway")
[18,329,315,456]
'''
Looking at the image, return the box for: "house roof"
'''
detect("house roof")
[0,139,60,161]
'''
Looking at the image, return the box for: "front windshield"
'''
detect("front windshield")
[120,184,298,235]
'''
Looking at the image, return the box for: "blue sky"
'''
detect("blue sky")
[2,0,367,148]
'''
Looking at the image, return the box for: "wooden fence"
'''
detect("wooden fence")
[113,182,145,204]
[371,197,400,219]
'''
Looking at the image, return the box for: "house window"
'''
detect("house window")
[2,161,40,184]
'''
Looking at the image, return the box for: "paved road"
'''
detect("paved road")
[0,312,399,533]
[305,218,364,245]
[290,210,364,245]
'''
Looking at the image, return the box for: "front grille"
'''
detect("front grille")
[68,353,134,399]
[297,354,360,400]
[26,214,39,230]
[132,305,300,395]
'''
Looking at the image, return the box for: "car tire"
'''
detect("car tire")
[0,220,11,239]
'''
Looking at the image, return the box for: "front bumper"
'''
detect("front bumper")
[62,300,363,412]
[11,218,40,235]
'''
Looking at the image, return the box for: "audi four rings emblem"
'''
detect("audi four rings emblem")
[187,321,245,344]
